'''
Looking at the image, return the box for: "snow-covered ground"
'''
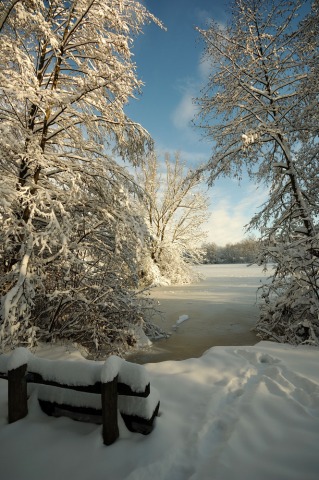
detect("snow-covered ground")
[0,341,318,480]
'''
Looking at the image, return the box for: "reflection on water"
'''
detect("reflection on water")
[127,264,272,364]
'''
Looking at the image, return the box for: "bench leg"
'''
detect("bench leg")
[8,364,28,423]
[101,375,119,445]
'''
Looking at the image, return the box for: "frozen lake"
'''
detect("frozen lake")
[128,264,272,364]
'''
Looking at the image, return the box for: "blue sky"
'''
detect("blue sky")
[126,0,268,246]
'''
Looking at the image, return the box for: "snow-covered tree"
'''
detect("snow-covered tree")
[203,237,259,264]
[195,0,319,345]
[136,151,209,285]
[0,0,162,353]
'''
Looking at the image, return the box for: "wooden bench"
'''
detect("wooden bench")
[0,348,160,445]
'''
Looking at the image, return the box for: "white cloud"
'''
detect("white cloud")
[198,55,211,80]
[205,200,249,246]
[195,8,214,27]
[171,92,198,130]
[170,52,214,133]
[204,185,268,246]
[195,7,227,29]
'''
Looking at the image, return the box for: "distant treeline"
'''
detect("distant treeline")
[202,238,259,264]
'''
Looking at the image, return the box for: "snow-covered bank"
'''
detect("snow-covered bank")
[0,341,318,480]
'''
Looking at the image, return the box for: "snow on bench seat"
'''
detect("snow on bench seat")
[1,348,150,393]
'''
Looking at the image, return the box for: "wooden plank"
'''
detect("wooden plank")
[101,375,119,445]
[26,372,102,393]
[121,401,160,435]
[117,382,150,398]
[38,399,103,424]
[26,372,150,397]
[8,364,28,423]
